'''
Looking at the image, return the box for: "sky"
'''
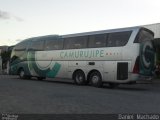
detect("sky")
[0,0,160,46]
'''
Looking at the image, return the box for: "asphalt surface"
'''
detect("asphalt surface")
[0,75,160,114]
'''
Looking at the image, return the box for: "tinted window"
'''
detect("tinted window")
[29,39,44,51]
[107,31,132,47]
[88,34,107,48]
[64,36,87,49]
[11,41,28,63]
[45,38,63,50]
[14,41,28,51]
[134,29,154,43]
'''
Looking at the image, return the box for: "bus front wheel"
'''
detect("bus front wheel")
[37,77,46,80]
[19,69,26,79]
[90,71,102,87]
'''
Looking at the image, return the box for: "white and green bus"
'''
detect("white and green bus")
[10,27,155,87]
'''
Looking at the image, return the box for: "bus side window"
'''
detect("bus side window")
[45,38,63,50]
[88,34,107,48]
[64,36,87,49]
[29,39,44,51]
[107,31,132,47]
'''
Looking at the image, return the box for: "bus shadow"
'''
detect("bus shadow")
[29,77,76,85]
[13,76,149,91]
[102,84,149,91]
[115,87,148,91]
[45,80,75,86]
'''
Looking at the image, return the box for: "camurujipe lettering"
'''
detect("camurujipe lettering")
[60,50,104,59]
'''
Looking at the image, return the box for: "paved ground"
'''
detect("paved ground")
[0,75,160,114]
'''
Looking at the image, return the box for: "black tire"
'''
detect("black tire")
[37,77,46,80]
[19,69,26,79]
[90,71,102,87]
[73,70,86,85]
[108,83,119,88]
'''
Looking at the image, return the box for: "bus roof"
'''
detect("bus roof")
[62,26,143,38]
[17,26,152,44]
[19,35,59,43]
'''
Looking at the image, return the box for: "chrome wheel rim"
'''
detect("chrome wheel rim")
[92,75,99,84]
[76,74,83,83]
[20,71,24,78]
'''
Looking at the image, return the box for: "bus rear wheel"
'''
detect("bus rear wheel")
[73,70,86,85]
[90,71,102,87]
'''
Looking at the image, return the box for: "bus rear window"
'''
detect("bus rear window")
[134,29,154,43]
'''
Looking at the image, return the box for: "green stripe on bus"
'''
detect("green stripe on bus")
[27,51,61,77]
[47,62,61,78]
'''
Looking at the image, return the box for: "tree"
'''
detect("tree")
[0,50,11,69]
